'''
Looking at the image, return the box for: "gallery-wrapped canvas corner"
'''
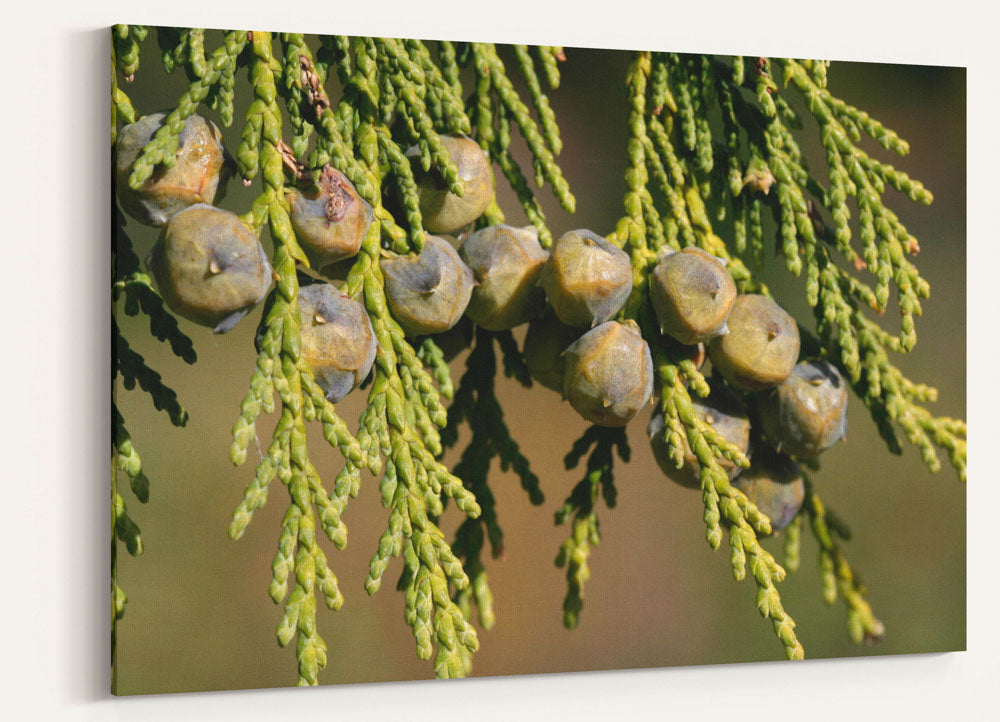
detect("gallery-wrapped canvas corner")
[111,25,966,694]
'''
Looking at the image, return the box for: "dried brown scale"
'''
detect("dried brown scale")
[319,166,352,221]
[522,307,580,393]
[413,135,494,234]
[648,382,751,488]
[147,204,272,333]
[276,140,307,179]
[298,54,330,120]
[116,113,227,227]
[732,447,805,533]
[562,320,653,427]
[381,235,475,337]
[538,229,632,328]
[460,224,549,331]
[759,360,849,458]
[649,246,737,345]
[287,167,372,270]
[297,284,377,403]
[709,294,800,391]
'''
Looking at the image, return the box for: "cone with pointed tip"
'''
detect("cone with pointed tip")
[650,247,736,345]
[460,224,549,330]
[287,167,372,269]
[147,204,272,333]
[116,113,228,227]
[413,135,494,234]
[759,360,848,458]
[538,229,632,327]
[648,381,750,488]
[709,294,800,391]
[562,320,653,426]
[381,235,475,337]
[732,446,805,533]
[297,284,377,402]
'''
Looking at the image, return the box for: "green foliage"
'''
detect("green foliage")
[112,26,965,686]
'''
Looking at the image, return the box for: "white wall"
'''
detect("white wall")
[1,1,995,719]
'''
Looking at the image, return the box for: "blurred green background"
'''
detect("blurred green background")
[114,34,966,694]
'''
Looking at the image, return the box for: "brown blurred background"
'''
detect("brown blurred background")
[114,34,966,694]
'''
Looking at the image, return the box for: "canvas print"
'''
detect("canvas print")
[111,25,966,694]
